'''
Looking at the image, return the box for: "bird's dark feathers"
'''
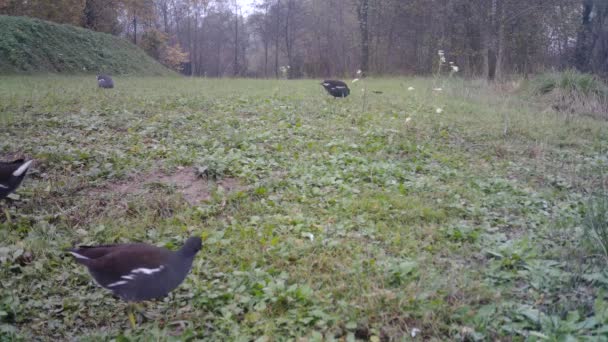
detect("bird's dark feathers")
[69,237,202,302]
[97,74,114,89]
[0,159,25,179]
[0,159,33,199]
[70,243,169,269]
[321,79,350,98]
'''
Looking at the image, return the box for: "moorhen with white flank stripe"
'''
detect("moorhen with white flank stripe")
[321,80,350,98]
[70,236,202,326]
[0,159,33,199]
[70,236,202,301]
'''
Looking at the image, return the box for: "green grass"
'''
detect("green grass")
[525,70,608,119]
[530,70,608,97]
[1,76,608,340]
[0,15,172,75]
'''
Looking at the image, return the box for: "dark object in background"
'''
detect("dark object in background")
[69,236,202,302]
[97,74,114,88]
[321,80,350,98]
[0,159,33,199]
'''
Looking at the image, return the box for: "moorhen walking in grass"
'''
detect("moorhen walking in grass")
[0,159,33,200]
[69,236,202,327]
[321,80,350,98]
[97,74,114,89]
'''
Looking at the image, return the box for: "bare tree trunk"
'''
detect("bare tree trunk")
[495,0,505,81]
[284,0,294,77]
[173,0,181,42]
[264,40,269,77]
[161,0,169,34]
[574,0,594,72]
[234,1,239,76]
[338,0,346,76]
[357,0,370,74]
[481,0,498,80]
[192,6,199,76]
[263,4,269,77]
[274,0,281,78]
[133,16,137,44]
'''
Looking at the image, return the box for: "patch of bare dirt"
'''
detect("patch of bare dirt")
[89,167,247,205]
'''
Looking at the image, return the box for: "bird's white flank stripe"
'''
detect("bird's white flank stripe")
[131,265,164,275]
[323,83,330,86]
[335,86,346,89]
[69,251,90,260]
[107,280,128,287]
[0,184,8,189]
[121,275,135,280]
[12,160,32,177]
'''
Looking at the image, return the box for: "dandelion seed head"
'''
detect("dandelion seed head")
[407,86,415,91]
[405,117,412,123]
[433,88,443,91]
[356,69,362,75]
[436,108,443,114]
[451,66,459,72]
[411,328,421,338]
[437,50,444,56]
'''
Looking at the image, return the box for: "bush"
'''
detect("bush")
[530,70,608,119]
[533,70,608,97]
[583,193,608,258]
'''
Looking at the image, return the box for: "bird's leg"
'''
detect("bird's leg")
[127,303,137,329]
[134,302,148,321]
[2,207,11,223]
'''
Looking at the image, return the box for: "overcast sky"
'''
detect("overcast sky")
[237,0,256,15]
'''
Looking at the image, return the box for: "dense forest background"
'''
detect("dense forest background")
[1,0,607,79]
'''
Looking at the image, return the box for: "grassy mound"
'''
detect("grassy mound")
[0,15,172,75]
[529,70,608,118]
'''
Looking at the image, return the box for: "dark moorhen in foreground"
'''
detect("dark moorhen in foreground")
[321,80,350,98]
[0,159,33,199]
[97,74,114,89]
[70,236,202,302]
[70,236,202,327]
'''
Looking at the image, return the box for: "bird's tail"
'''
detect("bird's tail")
[68,249,92,265]
[12,160,32,177]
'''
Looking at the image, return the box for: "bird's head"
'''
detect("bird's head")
[180,236,202,257]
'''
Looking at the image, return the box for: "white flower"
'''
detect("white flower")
[352,78,360,83]
[356,69,362,75]
[433,88,443,91]
[411,328,421,338]
[405,117,412,123]
[440,56,446,63]
[407,86,415,91]
[303,233,314,241]
[451,66,459,72]
[436,108,443,114]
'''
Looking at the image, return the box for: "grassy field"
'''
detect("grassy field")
[1,75,607,341]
